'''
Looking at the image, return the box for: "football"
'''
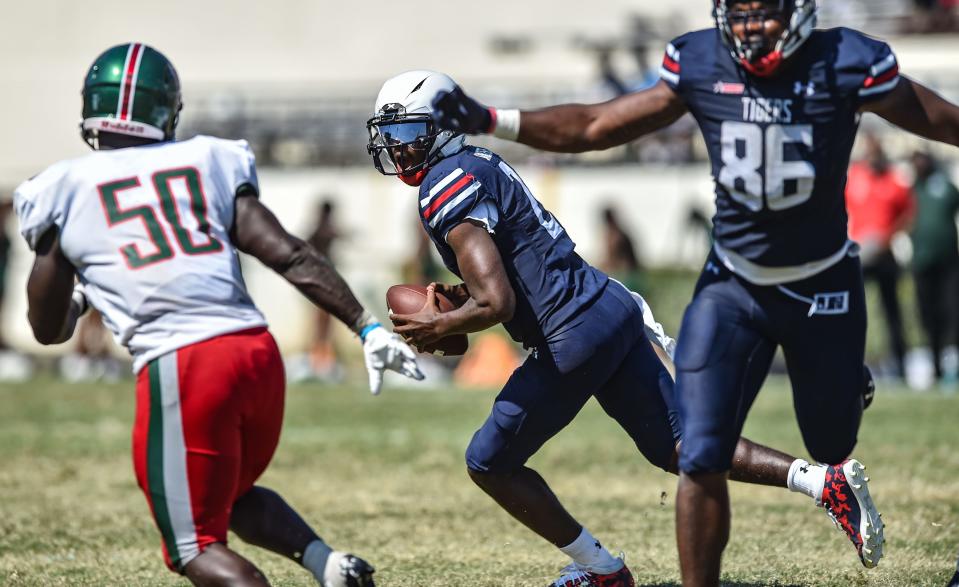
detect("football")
[386,284,469,356]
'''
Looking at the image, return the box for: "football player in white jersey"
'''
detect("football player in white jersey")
[14,43,423,587]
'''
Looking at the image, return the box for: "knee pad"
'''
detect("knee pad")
[674,295,736,373]
[465,401,527,473]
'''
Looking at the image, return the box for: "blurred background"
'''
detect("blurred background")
[0,0,958,390]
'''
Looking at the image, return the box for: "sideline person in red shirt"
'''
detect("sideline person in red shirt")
[845,133,915,378]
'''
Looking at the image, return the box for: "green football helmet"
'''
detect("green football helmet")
[81,43,182,149]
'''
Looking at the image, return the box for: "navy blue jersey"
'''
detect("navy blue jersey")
[659,28,900,269]
[418,146,608,347]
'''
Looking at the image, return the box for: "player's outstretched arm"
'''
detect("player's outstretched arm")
[390,221,514,349]
[862,76,959,146]
[26,228,87,345]
[231,186,367,329]
[431,80,688,153]
[231,186,423,393]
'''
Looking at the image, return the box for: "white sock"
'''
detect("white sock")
[559,527,621,573]
[787,459,827,503]
[302,539,333,585]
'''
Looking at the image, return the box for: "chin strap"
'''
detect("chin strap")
[399,169,428,186]
[741,50,784,77]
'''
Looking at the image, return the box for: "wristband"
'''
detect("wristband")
[359,323,381,343]
[351,310,378,338]
[491,108,521,141]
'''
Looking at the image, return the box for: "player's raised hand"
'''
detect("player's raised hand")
[361,324,424,395]
[431,86,493,135]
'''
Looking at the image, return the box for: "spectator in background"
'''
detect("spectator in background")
[909,150,959,385]
[0,201,11,350]
[0,198,33,381]
[599,205,644,292]
[306,199,343,381]
[908,0,958,33]
[846,133,914,378]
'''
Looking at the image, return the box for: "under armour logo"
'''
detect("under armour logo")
[794,81,815,97]
[706,261,721,275]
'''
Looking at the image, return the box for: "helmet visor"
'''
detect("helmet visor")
[367,118,436,176]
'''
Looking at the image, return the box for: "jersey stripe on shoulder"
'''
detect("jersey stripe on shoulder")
[860,53,900,97]
[423,173,481,228]
[420,167,464,208]
[659,43,681,85]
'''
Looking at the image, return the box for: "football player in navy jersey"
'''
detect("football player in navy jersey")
[428,1,959,585]
[370,69,884,587]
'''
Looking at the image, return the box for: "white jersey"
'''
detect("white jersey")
[14,135,267,372]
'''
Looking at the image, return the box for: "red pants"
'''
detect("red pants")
[132,327,285,571]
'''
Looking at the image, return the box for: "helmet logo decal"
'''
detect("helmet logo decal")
[117,43,144,121]
[407,76,429,97]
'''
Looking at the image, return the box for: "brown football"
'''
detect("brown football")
[386,284,469,356]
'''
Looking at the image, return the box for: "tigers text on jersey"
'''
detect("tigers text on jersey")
[660,28,900,283]
[418,146,608,348]
[14,135,267,372]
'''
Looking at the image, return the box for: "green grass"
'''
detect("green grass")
[0,376,957,586]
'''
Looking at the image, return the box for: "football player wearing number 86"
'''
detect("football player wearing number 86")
[428,1,959,585]
[14,43,425,586]
[373,70,883,587]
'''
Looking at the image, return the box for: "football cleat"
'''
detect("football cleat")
[549,557,635,587]
[324,552,375,587]
[819,459,885,568]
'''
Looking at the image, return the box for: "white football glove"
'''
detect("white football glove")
[361,324,424,395]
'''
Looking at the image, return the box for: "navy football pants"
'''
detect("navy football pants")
[466,282,682,474]
[675,252,867,474]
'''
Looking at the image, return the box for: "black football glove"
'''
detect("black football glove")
[431,86,493,135]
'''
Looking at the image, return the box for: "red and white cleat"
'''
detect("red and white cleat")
[819,459,885,568]
[548,556,635,587]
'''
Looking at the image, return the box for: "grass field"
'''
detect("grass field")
[1,376,957,586]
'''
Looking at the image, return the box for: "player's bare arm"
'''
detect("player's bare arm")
[862,76,959,146]
[232,185,423,394]
[517,81,688,152]
[432,81,687,153]
[391,220,514,348]
[231,185,366,328]
[26,228,85,345]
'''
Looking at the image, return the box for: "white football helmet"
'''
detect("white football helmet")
[367,70,466,186]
